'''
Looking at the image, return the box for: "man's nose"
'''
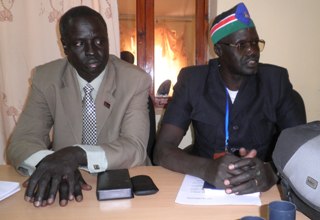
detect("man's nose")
[246,42,260,53]
[245,44,259,55]
[85,43,95,55]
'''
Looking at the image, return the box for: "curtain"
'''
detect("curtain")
[0,0,120,164]
[154,23,189,97]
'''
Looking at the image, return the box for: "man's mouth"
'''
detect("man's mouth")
[88,63,98,68]
[87,60,100,68]
[246,58,258,67]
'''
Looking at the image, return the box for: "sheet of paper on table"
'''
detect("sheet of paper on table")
[175,175,261,206]
[0,181,20,201]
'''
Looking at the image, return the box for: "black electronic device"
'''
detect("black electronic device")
[96,169,133,201]
[131,175,159,196]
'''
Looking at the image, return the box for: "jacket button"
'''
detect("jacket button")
[232,125,239,130]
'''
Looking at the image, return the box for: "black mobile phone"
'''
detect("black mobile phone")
[131,175,159,196]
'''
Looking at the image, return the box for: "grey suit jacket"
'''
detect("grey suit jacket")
[7,55,151,170]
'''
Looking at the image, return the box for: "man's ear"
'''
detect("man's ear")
[214,44,222,57]
[61,39,68,54]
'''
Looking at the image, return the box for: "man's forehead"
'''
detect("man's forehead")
[66,16,105,29]
[222,27,258,42]
[65,17,107,35]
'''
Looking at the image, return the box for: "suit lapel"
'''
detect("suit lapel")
[95,63,116,136]
[60,64,83,143]
[205,60,226,115]
[230,75,259,120]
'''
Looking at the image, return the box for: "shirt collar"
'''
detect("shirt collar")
[76,67,106,99]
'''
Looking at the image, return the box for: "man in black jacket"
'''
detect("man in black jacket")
[154,2,306,195]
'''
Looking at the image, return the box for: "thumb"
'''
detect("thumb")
[244,149,257,158]
[22,179,29,188]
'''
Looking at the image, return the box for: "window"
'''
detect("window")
[118,0,208,109]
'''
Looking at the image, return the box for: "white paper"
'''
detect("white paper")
[175,175,261,206]
[0,181,21,201]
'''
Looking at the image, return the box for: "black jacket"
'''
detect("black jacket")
[162,59,306,161]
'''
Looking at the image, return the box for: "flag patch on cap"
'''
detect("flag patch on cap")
[210,3,255,44]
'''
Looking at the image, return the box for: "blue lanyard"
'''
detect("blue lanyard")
[225,88,229,152]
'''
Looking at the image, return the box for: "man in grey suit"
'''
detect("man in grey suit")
[7,6,151,207]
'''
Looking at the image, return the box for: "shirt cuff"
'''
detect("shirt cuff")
[76,145,108,173]
[20,150,54,176]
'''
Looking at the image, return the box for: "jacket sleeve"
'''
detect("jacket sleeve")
[7,68,54,171]
[273,68,306,129]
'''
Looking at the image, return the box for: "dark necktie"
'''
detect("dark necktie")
[82,84,97,145]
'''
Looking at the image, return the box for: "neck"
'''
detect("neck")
[218,64,244,91]
[221,74,243,91]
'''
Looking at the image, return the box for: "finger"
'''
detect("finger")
[230,179,258,195]
[81,182,92,191]
[74,181,83,202]
[59,180,69,207]
[22,179,29,188]
[24,176,40,202]
[224,167,259,187]
[77,171,92,191]
[239,148,247,157]
[33,173,51,207]
[47,175,61,205]
[41,199,48,207]
[227,168,256,186]
[224,169,248,186]
[24,166,47,202]
[229,158,256,170]
[74,170,83,202]
[244,149,257,158]
[219,154,242,171]
[41,182,51,207]
[224,167,258,190]
[226,166,248,176]
[66,173,75,201]
[29,196,35,203]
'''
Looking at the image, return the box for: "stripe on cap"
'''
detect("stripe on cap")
[211,20,254,44]
[210,14,237,37]
[210,2,255,45]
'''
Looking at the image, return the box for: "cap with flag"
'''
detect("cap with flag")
[210,2,255,44]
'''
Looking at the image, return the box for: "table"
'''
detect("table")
[0,165,309,220]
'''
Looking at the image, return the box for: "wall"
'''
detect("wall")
[214,0,320,122]
[0,0,120,164]
[157,0,320,149]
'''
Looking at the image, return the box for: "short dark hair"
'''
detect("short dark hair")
[59,6,107,39]
[120,51,134,64]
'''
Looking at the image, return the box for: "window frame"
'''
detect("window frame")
[135,0,208,107]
